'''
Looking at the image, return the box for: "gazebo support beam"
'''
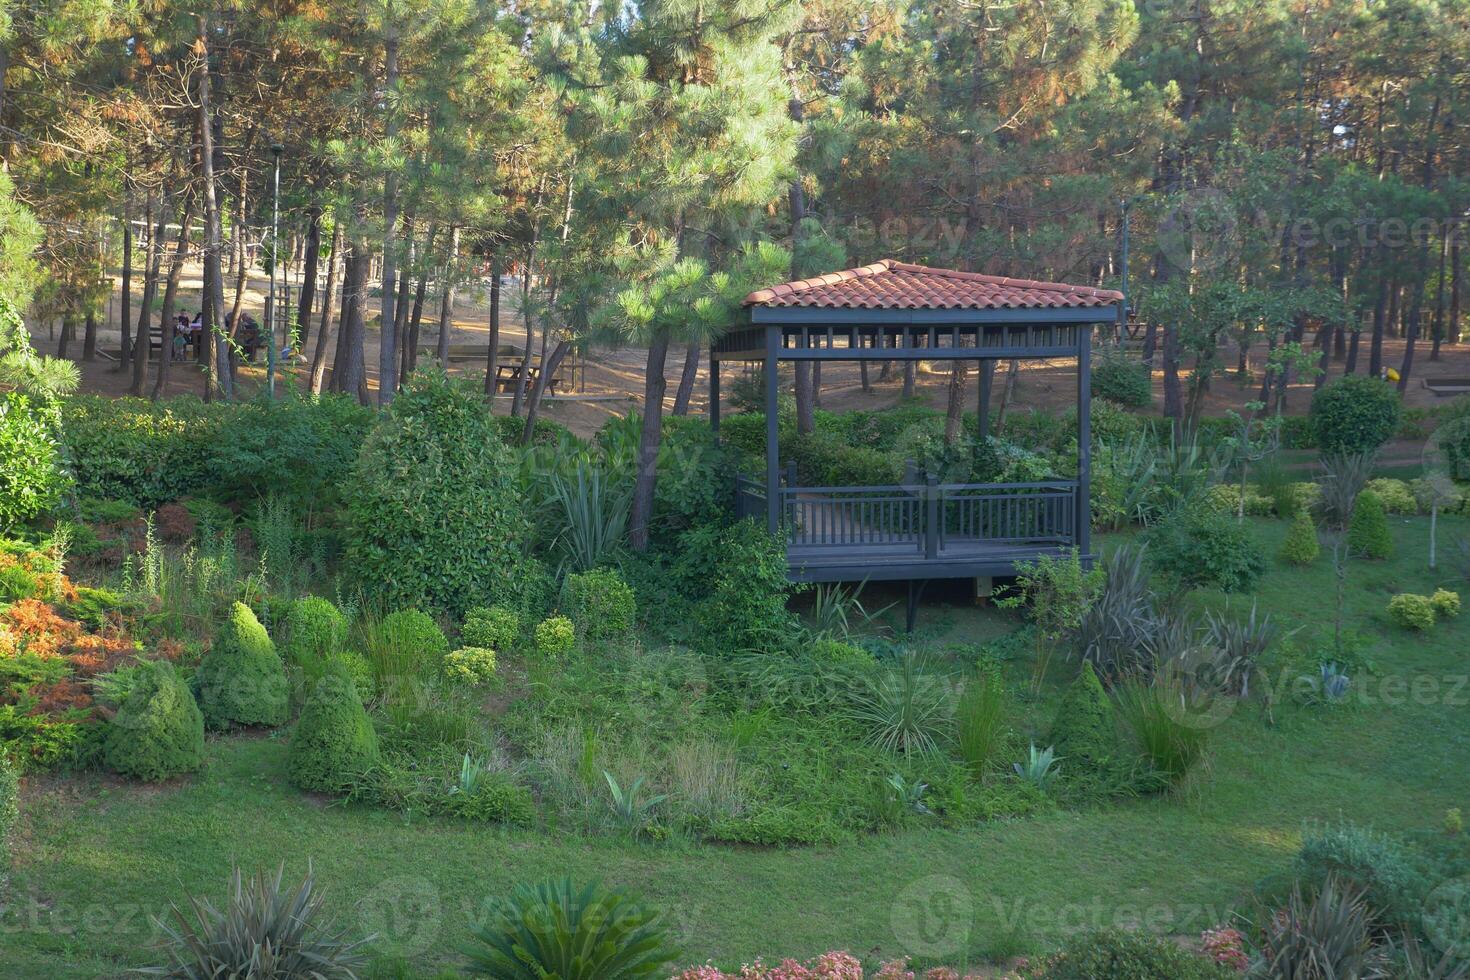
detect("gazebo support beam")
[1077,323,1093,561]
[709,347,720,433]
[978,359,994,440]
[764,325,780,535]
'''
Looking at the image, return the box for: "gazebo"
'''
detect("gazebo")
[709,259,1123,597]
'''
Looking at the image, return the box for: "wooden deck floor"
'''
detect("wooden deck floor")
[786,536,1076,583]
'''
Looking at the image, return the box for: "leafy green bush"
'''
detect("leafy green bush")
[103,659,206,782]
[444,647,498,686]
[329,651,376,703]
[1029,928,1232,979]
[287,666,380,794]
[282,596,347,669]
[1143,503,1265,593]
[1204,482,1273,517]
[1090,351,1152,408]
[1050,662,1117,769]
[1365,477,1418,515]
[1431,589,1461,619]
[442,769,536,825]
[809,637,874,667]
[380,609,450,675]
[148,864,369,978]
[0,391,70,532]
[1310,375,1401,456]
[1387,593,1436,631]
[1347,489,1393,559]
[1280,507,1320,565]
[534,616,576,659]
[461,605,520,652]
[195,602,290,730]
[345,370,533,617]
[564,568,636,641]
[0,753,17,868]
[1292,821,1428,929]
[685,518,797,653]
[462,878,677,980]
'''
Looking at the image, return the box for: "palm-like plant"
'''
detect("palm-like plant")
[141,864,370,978]
[550,462,631,573]
[463,878,678,980]
[849,655,954,756]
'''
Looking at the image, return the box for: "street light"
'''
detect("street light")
[267,141,283,397]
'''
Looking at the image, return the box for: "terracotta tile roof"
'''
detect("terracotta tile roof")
[743,260,1123,310]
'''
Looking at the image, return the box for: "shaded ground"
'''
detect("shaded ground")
[31,260,1470,438]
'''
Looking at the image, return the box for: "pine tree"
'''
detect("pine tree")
[1280,506,1321,566]
[1348,489,1393,560]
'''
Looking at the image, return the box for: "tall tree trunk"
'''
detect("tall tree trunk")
[1430,231,1448,361]
[132,188,164,392]
[407,222,440,377]
[1369,274,1388,376]
[484,255,502,397]
[521,339,571,445]
[435,225,458,366]
[144,196,194,397]
[228,174,249,340]
[197,16,229,402]
[119,187,133,370]
[297,205,322,353]
[377,21,401,406]
[309,222,342,396]
[629,333,671,551]
[672,341,700,416]
[860,361,871,392]
[56,315,75,358]
[82,312,97,361]
[944,361,968,444]
[1346,324,1361,375]
[786,89,815,436]
[1450,240,1462,345]
[902,361,915,399]
[335,242,369,403]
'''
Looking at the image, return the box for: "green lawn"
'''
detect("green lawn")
[5,516,1469,978]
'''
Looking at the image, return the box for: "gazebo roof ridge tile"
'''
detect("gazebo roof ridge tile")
[743,258,1122,310]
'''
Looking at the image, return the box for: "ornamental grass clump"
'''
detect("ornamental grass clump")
[375,608,449,677]
[287,663,379,795]
[194,601,289,730]
[462,878,678,980]
[103,659,205,782]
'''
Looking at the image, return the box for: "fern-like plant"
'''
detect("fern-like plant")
[141,864,370,978]
[462,878,677,980]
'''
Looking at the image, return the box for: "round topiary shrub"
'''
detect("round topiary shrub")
[1050,661,1117,768]
[533,615,575,660]
[103,659,206,782]
[1347,489,1393,559]
[379,609,449,675]
[287,664,379,795]
[563,568,635,641]
[1089,351,1152,408]
[1142,503,1266,593]
[1310,375,1401,456]
[1431,589,1461,619]
[345,370,532,618]
[461,605,519,652]
[195,602,290,730]
[331,651,376,702]
[443,647,498,687]
[1279,507,1320,566]
[1387,593,1436,631]
[283,596,347,669]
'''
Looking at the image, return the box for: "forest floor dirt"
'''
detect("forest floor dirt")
[30,261,1470,440]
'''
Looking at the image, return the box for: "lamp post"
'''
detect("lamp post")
[267,141,283,397]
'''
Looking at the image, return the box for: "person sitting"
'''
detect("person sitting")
[238,312,261,362]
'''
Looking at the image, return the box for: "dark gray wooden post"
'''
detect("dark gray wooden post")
[765,324,780,534]
[924,471,939,559]
[978,358,995,440]
[1076,323,1093,559]
[709,348,720,433]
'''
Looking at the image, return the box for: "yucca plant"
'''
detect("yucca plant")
[1317,451,1377,530]
[1012,743,1061,790]
[603,771,666,836]
[141,864,370,978]
[1203,601,1280,697]
[1077,544,1162,681]
[550,462,631,573]
[463,878,677,980]
[1252,875,1388,979]
[849,655,954,756]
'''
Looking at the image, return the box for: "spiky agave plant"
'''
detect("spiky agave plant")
[142,864,370,978]
[463,878,678,980]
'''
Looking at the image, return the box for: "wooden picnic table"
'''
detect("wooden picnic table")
[495,362,563,394]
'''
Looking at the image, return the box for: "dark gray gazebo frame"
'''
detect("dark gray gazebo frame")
[710,301,1123,586]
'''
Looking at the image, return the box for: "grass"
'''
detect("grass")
[6,515,1469,977]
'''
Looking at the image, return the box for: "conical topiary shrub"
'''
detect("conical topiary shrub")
[1280,507,1320,566]
[1050,661,1117,769]
[283,596,348,670]
[1347,489,1393,560]
[103,659,206,781]
[288,662,379,795]
[195,602,290,730]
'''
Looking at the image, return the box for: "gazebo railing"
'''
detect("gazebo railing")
[734,474,768,521]
[777,479,1077,558]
